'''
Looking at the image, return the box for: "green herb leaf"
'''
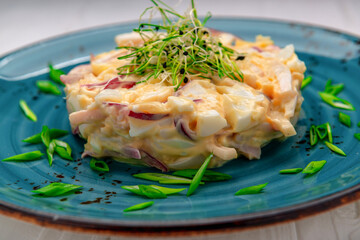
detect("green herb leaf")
[47,140,56,166]
[302,160,326,175]
[40,126,51,148]
[319,92,355,110]
[301,76,312,89]
[133,172,201,184]
[310,125,318,146]
[173,169,232,182]
[2,151,44,162]
[138,185,167,199]
[89,159,109,172]
[339,112,351,127]
[279,168,303,174]
[235,183,268,195]
[122,185,186,196]
[23,128,69,144]
[187,153,213,196]
[19,99,37,122]
[36,80,61,95]
[324,141,346,156]
[32,182,82,197]
[49,64,65,85]
[355,133,360,141]
[123,201,154,212]
[324,79,344,96]
[53,140,73,160]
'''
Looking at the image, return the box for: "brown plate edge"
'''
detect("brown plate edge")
[0,183,359,237]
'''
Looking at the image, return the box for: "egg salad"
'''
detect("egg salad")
[61,28,305,171]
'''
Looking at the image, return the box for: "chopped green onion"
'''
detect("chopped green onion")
[358,121,360,127]
[324,79,344,96]
[279,168,303,174]
[158,179,204,185]
[339,112,351,127]
[123,201,154,212]
[22,129,69,144]
[48,64,65,85]
[173,169,232,182]
[32,182,82,197]
[235,183,268,195]
[2,151,44,162]
[310,125,318,146]
[150,185,186,195]
[19,99,37,122]
[36,80,61,95]
[53,140,73,160]
[138,185,167,199]
[40,126,51,148]
[89,159,109,172]
[301,76,312,89]
[354,133,360,141]
[326,122,333,143]
[122,185,186,197]
[187,153,213,196]
[46,140,56,166]
[302,160,326,175]
[133,172,200,184]
[319,92,355,110]
[315,123,328,140]
[324,141,346,156]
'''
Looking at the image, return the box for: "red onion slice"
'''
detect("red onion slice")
[174,118,196,140]
[122,147,141,159]
[192,99,203,103]
[142,151,169,172]
[81,76,134,90]
[238,144,261,159]
[102,102,127,109]
[104,79,135,90]
[252,46,263,52]
[128,111,169,121]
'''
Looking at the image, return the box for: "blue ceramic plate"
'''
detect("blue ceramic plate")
[0,18,359,235]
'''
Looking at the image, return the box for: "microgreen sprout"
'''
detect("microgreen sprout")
[117,0,243,90]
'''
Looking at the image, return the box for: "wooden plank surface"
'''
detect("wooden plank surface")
[0,0,359,239]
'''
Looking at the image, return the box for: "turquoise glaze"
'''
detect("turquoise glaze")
[0,18,359,229]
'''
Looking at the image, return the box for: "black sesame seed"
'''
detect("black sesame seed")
[177,45,182,49]
[180,69,185,74]
[163,63,167,68]
[184,77,189,83]
[183,51,188,56]
[203,31,209,35]
[179,30,183,35]
[236,56,245,61]
[155,26,159,31]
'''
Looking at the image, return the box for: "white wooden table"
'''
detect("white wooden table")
[1,0,359,239]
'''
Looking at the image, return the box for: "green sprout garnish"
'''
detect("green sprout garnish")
[117,0,243,90]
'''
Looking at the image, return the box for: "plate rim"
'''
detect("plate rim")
[1,17,360,236]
